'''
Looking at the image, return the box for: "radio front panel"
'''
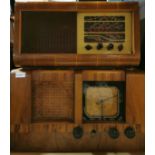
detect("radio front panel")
[77,12,132,54]
[21,11,131,55]
[11,69,144,152]
[14,2,140,66]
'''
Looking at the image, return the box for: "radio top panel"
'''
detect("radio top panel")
[14,2,140,67]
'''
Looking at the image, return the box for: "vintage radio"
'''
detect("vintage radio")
[14,2,140,67]
[11,69,144,152]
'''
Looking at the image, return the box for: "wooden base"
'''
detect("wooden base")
[11,69,144,152]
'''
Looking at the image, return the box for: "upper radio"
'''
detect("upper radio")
[14,2,140,66]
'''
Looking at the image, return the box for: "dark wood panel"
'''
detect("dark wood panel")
[14,54,140,67]
[11,69,31,124]
[11,123,144,152]
[15,2,139,11]
[126,71,145,132]
[11,70,144,152]
[75,72,83,125]
[82,70,125,81]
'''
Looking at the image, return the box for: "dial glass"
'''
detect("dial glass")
[84,16,125,43]
[83,81,125,122]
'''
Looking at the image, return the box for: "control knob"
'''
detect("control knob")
[85,45,92,50]
[97,43,103,50]
[108,127,119,139]
[118,44,123,51]
[73,126,83,139]
[107,43,114,50]
[124,127,136,139]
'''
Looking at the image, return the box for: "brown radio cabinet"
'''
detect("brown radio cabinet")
[11,69,144,152]
[14,2,140,67]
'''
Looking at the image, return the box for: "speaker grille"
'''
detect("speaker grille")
[21,12,76,53]
[32,71,74,122]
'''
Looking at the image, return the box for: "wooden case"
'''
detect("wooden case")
[14,2,140,67]
[11,69,144,152]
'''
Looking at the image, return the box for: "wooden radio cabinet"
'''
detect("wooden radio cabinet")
[11,1,144,153]
[11,69,144,152]
[13,2,140,67]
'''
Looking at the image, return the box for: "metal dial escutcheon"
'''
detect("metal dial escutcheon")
[124,127,136,139]
[108,127,119,139]
[73,126,83,139]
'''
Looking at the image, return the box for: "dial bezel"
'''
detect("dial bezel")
[83,81,125,122]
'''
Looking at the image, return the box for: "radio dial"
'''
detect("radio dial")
[107,43,114,50]
[97,43,103,50]
[85,45,92,50]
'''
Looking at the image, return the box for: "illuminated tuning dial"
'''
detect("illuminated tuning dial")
[85,44,92,50]
[107,43,114,50]
[97,43,103,50]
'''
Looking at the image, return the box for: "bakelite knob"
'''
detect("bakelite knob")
[124,127,136,139]
[107,43,114,50]
[73,126,83,139]
[108,128,119,139]
[85,44,92,50]
[118,44,123,51]
[97,43,103,50]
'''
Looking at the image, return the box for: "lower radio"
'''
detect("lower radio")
[11,69,144,152]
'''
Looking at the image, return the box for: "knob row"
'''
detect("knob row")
[108,127,136,139]
[85,43,123,51]
[73,126,135,139]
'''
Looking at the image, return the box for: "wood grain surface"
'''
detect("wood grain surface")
[126,71,145,133]
[11,70,144,152]
[11,69,32,124]
[13,2,140,67]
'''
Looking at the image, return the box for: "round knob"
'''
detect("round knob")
[107,43,114,50]
[97,43,103,50]
[124,127,136,139]
[118,44,123,51]
[85,45,92,50]
[73,126,83,139]
[108,128,119,139]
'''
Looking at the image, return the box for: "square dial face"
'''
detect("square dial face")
[85,87,119,117]
[83,81,125,122]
